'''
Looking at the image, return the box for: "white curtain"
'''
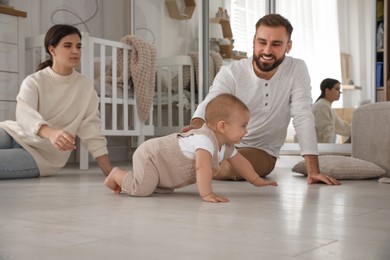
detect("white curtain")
[337,0,375,104]
[276,0,342,104]
[228,0,267,56]
[228,0,342,105]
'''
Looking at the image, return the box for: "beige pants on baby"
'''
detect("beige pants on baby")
[121,134,196,196]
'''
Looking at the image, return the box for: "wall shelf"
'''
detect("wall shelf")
[165,0,196,20]
[376,0,389,101]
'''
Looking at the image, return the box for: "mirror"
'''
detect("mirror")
[278,0,375,150]
[207,0,375,153]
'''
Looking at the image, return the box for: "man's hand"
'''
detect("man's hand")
[182,118,205,132]
[181,124,199,133]
[304,155,341,185]
[306,174,340,185]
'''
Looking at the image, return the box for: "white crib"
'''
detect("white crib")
[154,55,196,135]
[25,32,198,169]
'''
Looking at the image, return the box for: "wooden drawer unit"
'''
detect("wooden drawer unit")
[0,100,16,120]
[0,71,18,101]
[0,12,17,44]
[0,7,26,121]
[0,43,18,72]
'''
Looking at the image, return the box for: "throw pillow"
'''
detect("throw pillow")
[292,155,386,180]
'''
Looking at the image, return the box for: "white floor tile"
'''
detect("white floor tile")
[1,156,390,260]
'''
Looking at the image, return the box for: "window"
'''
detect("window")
[276,0,342,102]
[228,0,342,103]
[228,0,267,56]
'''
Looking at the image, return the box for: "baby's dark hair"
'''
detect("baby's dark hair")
[38,24,82,71]
[205,94,249,125]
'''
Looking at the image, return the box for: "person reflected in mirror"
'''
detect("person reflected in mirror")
[105,94,278,203]
[183,14,340,185]
[0,24,113,179]
[312,78,351,143]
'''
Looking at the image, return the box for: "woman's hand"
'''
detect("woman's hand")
[49,130,76,151]
[38,125,76,151]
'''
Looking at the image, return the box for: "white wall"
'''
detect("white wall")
[10,0,205,58]
[10,0,375,103]
[9,0,129,40]
[338,0,375,103]
[133,0,200,58]
[134,0,225,58]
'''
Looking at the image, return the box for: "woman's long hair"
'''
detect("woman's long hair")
[37,24,82,71]
[315,78,340,102]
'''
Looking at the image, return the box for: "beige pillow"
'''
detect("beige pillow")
[292,155,386,180]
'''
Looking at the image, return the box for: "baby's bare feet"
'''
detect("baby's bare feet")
[104,167,123,194]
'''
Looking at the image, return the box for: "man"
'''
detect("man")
[185,14,340,185]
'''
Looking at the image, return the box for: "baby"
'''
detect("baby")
[105,93,277,202]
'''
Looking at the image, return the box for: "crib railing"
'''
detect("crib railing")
[154,55,196,136]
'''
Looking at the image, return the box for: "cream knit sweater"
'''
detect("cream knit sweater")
[312,98,351,143]
[0,67,108,176]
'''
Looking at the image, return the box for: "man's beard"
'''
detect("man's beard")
[253,53,285,72]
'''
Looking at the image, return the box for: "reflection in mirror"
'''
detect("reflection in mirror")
[277,0,375,150]
[204,0,374,154]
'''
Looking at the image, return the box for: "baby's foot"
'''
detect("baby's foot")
[104,167,122,194]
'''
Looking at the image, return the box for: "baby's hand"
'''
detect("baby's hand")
[251,177,278,187]
[201,192,229,203]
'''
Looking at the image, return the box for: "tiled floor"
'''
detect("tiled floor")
[1,156,390,260]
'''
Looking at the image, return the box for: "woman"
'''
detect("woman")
[312,78,351,143]
[0,24,113,179]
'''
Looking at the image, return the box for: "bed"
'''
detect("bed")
[25,32,198,169]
